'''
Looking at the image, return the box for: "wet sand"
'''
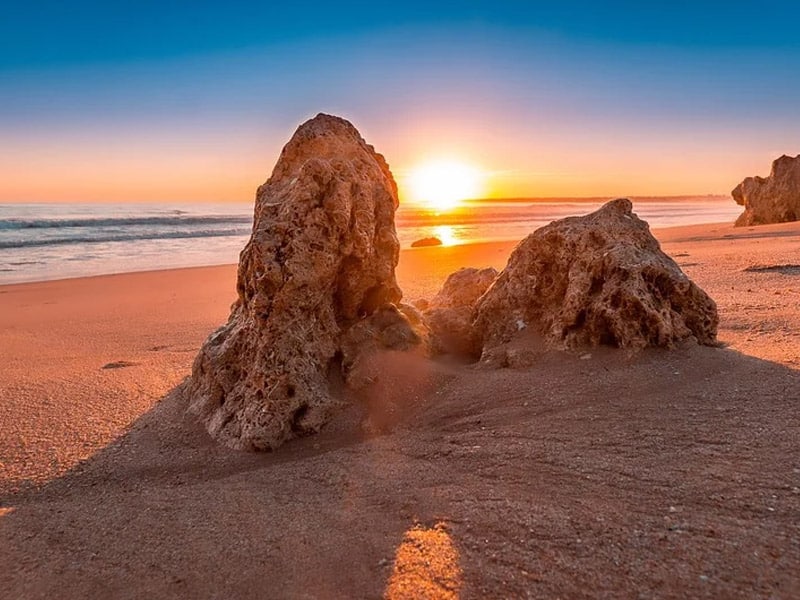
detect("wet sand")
[1,221,799,598]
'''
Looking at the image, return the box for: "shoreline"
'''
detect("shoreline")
[2,218,786,290]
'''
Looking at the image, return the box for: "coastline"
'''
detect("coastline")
[2,218,800,597]
[0,197,743,286]
[0,218,764,292]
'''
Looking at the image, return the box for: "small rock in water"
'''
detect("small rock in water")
[411,236,442,248]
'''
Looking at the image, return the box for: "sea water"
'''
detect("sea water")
[0,197,742,284]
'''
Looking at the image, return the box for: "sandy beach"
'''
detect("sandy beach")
[1,220,799,598]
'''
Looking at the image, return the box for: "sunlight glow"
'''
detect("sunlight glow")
[407,159,485,212]
[433,225,459,247]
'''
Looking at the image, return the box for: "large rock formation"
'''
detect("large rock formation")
[733,154,800,226]
[183,114,416,450]
[474,199,718,357]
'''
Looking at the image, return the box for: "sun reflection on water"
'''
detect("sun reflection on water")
[433,225,459,247]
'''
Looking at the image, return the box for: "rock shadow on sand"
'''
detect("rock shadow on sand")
[2,344,799,599]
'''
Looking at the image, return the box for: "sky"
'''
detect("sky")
[2,1,800,202]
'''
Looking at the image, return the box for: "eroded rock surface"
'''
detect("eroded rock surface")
[423,267,498,356]
[733,154,800,226]
[183,113,416,450]
[474,199,718,357]
[430,267,499,310]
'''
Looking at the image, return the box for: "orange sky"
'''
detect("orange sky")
[0,110,786,204]
[2,25,798,204]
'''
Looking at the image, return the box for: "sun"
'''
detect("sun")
[407,159,485,211]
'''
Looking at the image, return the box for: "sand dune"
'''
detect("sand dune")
[1,222,799,598]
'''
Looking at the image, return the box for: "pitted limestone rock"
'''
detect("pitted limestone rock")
[474,199,719,358]
[183,114,414,450]
[733,154,800,226]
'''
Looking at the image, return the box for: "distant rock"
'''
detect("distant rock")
[411,236,443,248]
[474,199,718,359]
[732,154,800,226]
[182,113,418,450]
[423,267,498,356]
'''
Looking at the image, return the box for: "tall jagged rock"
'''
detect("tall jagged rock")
[733,154,800,226]
[474,199,718,358]
[183,114,414,450]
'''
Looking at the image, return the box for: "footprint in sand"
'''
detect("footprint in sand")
[102,360,138,370]
[744,264,800,276]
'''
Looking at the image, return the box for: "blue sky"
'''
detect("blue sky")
[4,1,800,68]
[2,1,799,201]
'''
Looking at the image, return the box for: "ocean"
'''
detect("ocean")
[0,197,742,285]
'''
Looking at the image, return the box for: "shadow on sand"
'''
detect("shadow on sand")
[2,345,799,598]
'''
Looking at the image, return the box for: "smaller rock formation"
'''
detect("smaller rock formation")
[423,267,498,356]
[474,199,718,358]
[183,113,418,451]
[411,236,443,248]
[732,154,800,226]
[340,304,427,389]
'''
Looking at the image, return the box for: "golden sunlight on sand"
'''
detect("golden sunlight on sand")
[406,159,486,211]
[385,522,462,600]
